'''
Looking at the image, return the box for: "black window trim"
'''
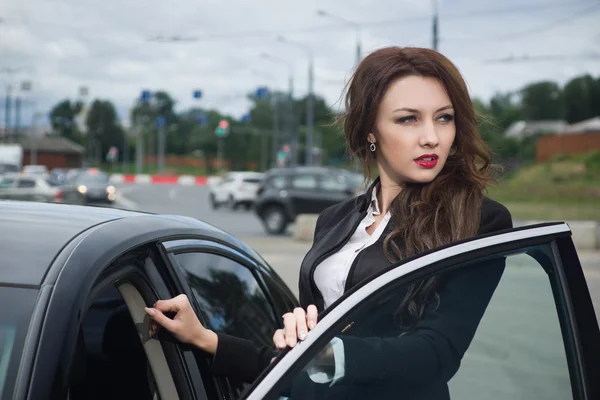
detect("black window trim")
[243,222,599,400]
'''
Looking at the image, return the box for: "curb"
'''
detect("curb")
[110,174,222,186]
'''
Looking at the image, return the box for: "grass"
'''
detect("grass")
[488,152,600,221]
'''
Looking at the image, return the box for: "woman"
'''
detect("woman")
[145,46,512,398]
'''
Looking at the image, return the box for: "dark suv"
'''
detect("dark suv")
[254,167,363,234]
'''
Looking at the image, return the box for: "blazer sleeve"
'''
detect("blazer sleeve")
[207,333,278,383]
[337,200,513,385]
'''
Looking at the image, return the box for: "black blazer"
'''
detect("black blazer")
[208,182,513,398]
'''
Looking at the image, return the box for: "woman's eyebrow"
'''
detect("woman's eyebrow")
[393,105,453,113]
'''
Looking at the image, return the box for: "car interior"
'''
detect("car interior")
[66,283,178,400]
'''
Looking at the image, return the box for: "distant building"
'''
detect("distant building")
[14,134,85,169]
[562,117,600,134]
[536,116,600,162]
[504,120,568,139]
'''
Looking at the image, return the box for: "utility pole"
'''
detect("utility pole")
[432,0,440,51]
[270,96,280,169]
[157,117,166,175]
[306,58,315,166]
[4,85,11,142]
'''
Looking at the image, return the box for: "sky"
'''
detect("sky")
[1,0,599,129]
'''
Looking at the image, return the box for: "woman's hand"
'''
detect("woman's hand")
[144,294,218,354]
[273,305,318,350]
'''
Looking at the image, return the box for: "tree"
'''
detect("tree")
[49,99,84,144]
[85,99,125,164]
[489,92,524,131]
[130,91,180,157]
[562,74,599,123]
[520,81,564,120]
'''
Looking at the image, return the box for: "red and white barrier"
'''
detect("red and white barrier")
[110,174,219,186]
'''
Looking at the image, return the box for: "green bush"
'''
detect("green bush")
[583,151,600,175]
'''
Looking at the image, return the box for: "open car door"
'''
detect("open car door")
[243,222,600,400]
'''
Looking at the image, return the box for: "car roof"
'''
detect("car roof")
[1,173,43,180]
[0,201,260,287]
[0,201,147,286]
[227,171,265,177]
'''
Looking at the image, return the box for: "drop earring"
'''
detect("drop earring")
[369,141,376,152]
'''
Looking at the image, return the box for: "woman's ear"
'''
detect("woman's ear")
[368,133,376,143]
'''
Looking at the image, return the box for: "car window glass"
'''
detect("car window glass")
[242,178,262,184]
[266,245,573,400]
[267,176,287,189]
[175,252,278,346]
[175,252,280,399]
[78,173,109,184]
[320,174,347,192]
[291,174,317,190]
[17,179,36,188]
[0,287,38,399]
[0,178,15,188]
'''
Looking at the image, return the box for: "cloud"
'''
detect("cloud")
[1,0,599,128]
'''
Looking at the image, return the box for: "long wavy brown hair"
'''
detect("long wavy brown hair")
[341,47,496,325]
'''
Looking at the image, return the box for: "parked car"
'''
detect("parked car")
[254,167,361,234]
[0,173,60,202]
[209,171,265,210]
[0,201,598,399]
[61,169,116,204]
[0,163,20,175]
[22,164,49,177]
[47,168,69,187]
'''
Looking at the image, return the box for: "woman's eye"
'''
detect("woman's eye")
[397,116,416,124]
[438,114,454,122]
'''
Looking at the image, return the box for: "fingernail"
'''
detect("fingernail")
[308,321,315,329]
[298,331,306,340]
[144,307,156,317]
[278,341,286,348]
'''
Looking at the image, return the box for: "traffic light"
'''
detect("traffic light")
[215,119,230,137]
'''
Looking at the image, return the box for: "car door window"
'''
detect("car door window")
[251,232,591,400]
[175,252,280,399]
[17,179,35,188]
[319,174,347,192]
[0,178,15,188]
[175,252,278,348]
[266,175,287,190]
[291,174,317,190]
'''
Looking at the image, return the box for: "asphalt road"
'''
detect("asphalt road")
[116,183,281,239]
[113,183,599,398]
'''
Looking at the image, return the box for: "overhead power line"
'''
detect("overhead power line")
[484,52,600,64]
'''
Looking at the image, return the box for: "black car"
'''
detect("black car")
[253,167,363,234]
[1,202,599,399]
[0,201,297,400]
[61,169,116,204]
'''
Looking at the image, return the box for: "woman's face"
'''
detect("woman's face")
[370,75,456,186]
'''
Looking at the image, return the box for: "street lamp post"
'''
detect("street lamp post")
[316,10,362,67]
[277,36,315,166]
[30,112,43,165]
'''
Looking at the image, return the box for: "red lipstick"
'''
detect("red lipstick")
[414,154,439,168]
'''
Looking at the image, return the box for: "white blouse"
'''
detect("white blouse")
[313,186,391,309]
